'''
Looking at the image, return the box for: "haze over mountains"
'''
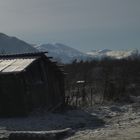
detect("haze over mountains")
[0,33,139,63]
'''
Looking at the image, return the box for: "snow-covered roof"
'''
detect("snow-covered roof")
[0,57,37,73]
[0,52,63,74]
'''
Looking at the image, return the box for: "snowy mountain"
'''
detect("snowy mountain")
[35,43,139,63]
[87,49,139,59]
[0,33,37,54]
[0,33,138,63]
[35,43,91,63]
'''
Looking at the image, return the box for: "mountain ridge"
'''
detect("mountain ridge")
[0,33,37,54]
[35,43,91,63]
[0,33,139,63]
[87,49,139,59]
[35,43,139,63]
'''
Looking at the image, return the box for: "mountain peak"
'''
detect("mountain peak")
[35,43,91,63]
[0,33,37,54]
[35,44,139,63]
[0,32,10,39]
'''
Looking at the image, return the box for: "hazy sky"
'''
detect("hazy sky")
[0,0,140,51]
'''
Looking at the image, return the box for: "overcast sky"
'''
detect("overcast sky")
[0,0,140,51]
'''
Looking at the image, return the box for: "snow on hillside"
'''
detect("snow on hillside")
[0,33,138,62]
[35,43,139,63]
[35,43,91,63]
[0,33,38,54]
[87,49,139,59]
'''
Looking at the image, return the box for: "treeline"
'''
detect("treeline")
[64,57,140,107]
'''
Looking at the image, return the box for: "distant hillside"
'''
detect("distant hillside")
[0,33,138,62]
[35,43,139,63]
[0,33,37,54]
[35,43,91,63]
[87,49,139,59]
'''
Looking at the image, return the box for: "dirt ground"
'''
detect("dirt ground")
[0,97,140,140]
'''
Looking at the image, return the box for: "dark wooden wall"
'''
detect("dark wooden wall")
[0,73,28,116]
[0,56,65,116]
[22,57,65,113]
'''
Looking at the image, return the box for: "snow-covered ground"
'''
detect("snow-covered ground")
[66,96,140,140]
[67,102,140,140]
[0,96,140,139]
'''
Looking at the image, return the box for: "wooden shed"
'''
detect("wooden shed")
[0,52,65,117]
